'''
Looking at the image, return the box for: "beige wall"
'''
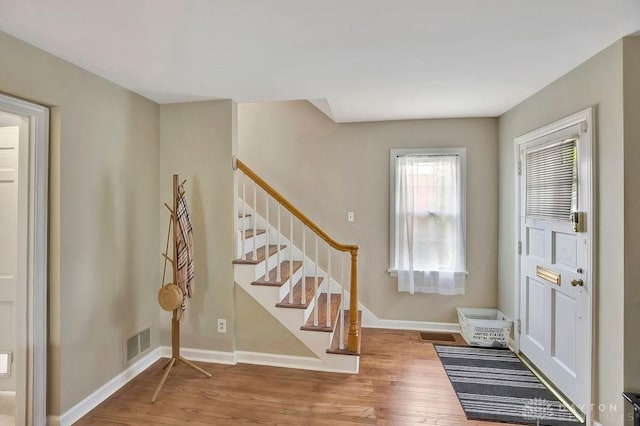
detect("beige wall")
[234,286,314,356]
[498,40,625,424]
[0,31,160,414]
[159,100,236,351]
[623,37,640,401]
[238,101,499,323]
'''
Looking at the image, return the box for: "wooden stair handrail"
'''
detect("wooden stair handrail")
[235,158,360,353]
[236,159,358,253]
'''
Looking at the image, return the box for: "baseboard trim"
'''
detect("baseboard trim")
[234,350,330,372]
[169,347,346,374]
[164,346,236,365]
[357,301,460,333]
[59,347,162,426]
[362,317,460,333]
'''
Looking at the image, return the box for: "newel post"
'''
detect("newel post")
[347,247,359,352]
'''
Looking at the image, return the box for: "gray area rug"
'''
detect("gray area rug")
[435,345,582,425]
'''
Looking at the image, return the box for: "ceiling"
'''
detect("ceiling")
[1,1,639,123]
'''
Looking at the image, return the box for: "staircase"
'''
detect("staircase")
[233,159,361,374]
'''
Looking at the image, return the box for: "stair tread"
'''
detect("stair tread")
[326,310,362,356]
[233,245,284,265]
[301,294,341,332]
[276,277,322,308]
[252,260,303,286]
[243,228,266,238]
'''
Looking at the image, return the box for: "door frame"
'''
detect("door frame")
[513,107,595,422]
[0,92,48,425]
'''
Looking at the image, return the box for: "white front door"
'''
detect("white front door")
[518,121,591,410]
[0,125,20,402]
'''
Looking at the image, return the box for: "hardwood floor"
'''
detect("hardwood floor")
[77,329,520,425]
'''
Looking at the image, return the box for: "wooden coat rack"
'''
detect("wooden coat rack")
[152,174,212,403]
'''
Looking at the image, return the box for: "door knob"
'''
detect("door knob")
[571,279,584,287]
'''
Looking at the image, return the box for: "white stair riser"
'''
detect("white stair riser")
[323,352,360,373]
[277,267,301,301]
[243,233,267,254]
[240,215,253,229]
[235,230,267,258]
[251,247,290,281]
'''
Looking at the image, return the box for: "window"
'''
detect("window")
[389,148,466,295]
[525,138,577,221]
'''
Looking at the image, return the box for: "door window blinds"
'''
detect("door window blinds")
[525,139,577,221]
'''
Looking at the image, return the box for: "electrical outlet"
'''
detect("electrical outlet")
[347,211,355,222]
[217,318,227,333]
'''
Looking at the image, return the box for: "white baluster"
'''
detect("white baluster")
[340,252,345,350]
[302,225,307,305]
[264,192,270,281]
[252,181,257,261]
[288,214,293,304]
[241,172,246,259]
[326,245,331,328]
[314,235,319,327]
[276,204,281,282]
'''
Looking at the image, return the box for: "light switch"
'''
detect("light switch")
[347,211,355,222]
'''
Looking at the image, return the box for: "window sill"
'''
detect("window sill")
[387,269,469,277]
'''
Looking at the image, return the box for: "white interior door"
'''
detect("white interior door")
[0,95,49,426]
[0,126,20,402]
[518,121,591,410]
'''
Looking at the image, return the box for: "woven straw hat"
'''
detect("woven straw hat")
[158,283,183,311]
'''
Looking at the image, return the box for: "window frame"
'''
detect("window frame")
[389,147,467,276]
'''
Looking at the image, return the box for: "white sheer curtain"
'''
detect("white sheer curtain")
[396,154,466,295]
